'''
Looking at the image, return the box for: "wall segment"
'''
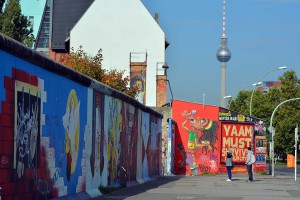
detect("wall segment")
[0,34,162,199]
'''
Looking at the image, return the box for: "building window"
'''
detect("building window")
[28,16,34,29]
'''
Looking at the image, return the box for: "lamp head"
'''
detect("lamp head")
[252,82,262,86]
[162,63,169,70]
[278,66,287,70]
[162,63,169,76]
[223,95,232,99]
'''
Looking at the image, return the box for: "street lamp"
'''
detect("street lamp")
[249,82,262,115]
[156,62,168,75]
[212,95,232,107]
[228,82,261,109]
[249,66,287,116]
[270,98,300,177]
[221,95,232,108]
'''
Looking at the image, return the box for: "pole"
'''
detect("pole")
[270,98,300,176]
[250,66,287,116]
[295,124,298,181]
[203,93,205,109]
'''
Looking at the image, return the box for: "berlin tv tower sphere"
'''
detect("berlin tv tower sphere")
[216,46,231,63]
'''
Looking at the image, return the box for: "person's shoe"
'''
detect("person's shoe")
[226,179,232,181]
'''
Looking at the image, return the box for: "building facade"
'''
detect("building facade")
[70,0,168,107]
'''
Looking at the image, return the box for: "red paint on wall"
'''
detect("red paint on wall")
[171,99,266,175]
[172,100,220,175]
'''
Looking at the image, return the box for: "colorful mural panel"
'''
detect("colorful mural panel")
[62,89,80,180]
[14,81,41,178]
[0,38,162,199]
[172,100,220,175]
[120,102,138,183]
[105,96,122,186]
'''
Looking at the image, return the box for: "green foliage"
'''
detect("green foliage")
[0,0,35,47]
[229,90,251,114]
[62,46,139,98]
[232,70,300,155]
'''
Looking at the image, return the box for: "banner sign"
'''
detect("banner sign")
[219,108,254,123]
[221,123,254,163]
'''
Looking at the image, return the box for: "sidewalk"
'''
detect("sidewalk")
[91,174,300,200]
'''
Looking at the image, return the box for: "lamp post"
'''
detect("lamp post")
[228,82,261,109]
[249,66,287,116]
[212,95,232,107]
[156,62,168,75]
[224,95,232,108]
[270,98,300,177]
[249,82,263,115]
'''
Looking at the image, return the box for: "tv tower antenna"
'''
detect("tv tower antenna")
[216,0,231,108]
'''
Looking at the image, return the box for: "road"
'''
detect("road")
[91,165,300,200]
[274,164,300,178]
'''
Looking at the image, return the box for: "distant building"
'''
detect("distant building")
[41,0,169,107]
[20,0,46,47]
[257,81,282,93]
[34,0,52,56]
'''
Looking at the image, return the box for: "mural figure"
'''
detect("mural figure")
[181,110,218,154]
[131,76,145,104]
[62,89,80,180]
[178,109,219,175]
[15,81,41,178]
[254,120,266,136]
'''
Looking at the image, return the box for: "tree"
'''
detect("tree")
[61,46,138,98]
[229,90,251,114]
[231,70,300,155]
[273,71,300,154]
[0,0,35,47]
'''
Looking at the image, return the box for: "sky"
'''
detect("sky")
[141,0,300,106]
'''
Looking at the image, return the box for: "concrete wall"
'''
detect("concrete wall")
[0,34,162,199]
[70,0,166,107]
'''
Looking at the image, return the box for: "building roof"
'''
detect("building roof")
[51,0,94,51]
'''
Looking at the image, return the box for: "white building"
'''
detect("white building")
[70,0,168,107]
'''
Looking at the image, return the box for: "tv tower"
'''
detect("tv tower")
[216,0,231,108]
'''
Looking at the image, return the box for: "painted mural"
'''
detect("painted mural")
[172,100,219,175]
[120,102,138,184]
[85,90,104,194]
[62,89,80,180]
[14,81,41,179]
[149,115,159,177]
[105,96,122,187]
[130,71,146,104]
[0,39,162,199]
[218,107,267,172]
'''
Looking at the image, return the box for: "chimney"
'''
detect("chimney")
[154,13,159,24]
[156,75,167,107]
[130,61,147,104]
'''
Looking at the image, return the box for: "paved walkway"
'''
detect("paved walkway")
[91,174,300,200]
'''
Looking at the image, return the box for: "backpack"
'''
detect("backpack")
[250,153,256,164]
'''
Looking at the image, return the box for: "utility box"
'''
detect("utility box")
[287,154,295,168]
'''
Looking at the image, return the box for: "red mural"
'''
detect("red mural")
[220,123,253,163]
[120,102,138,184]
[0,68,57,199]
[173,100,220,175]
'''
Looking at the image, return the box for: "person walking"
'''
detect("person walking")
[245,147,254,182]
[225,149,234,181]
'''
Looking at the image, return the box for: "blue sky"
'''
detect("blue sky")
[141,0,300,106]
